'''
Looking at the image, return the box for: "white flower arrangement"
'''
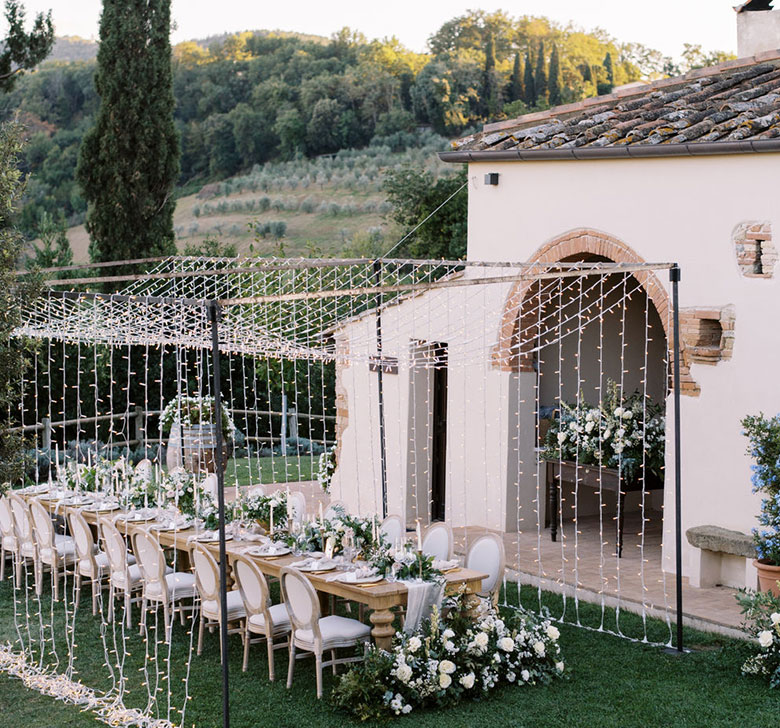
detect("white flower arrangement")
[316,445,337,493]
[160,395,236,440]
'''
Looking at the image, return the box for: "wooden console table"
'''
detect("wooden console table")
[545,460,663,557]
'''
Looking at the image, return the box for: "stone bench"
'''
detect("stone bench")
[686,525,757,589]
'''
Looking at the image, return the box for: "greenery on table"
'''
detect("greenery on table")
[281,508,383,557]
[368,542,443,581]
[235,487,288,524]
[157,469,232,529]
[543,380,665,486]
[1,576,778,728]
[742,413,780,566]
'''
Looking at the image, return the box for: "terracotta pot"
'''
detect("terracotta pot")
[754,559,780,596]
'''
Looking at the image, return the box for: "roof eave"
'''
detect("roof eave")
[438,138,780,163]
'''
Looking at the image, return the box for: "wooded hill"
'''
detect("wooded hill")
[1,9,731,241]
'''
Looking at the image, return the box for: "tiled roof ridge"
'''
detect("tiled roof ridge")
[478,49,780,137]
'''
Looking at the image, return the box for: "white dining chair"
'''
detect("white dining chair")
[380,515,404,547]
[422,521,453,561]
[233,554,291,678]
[191,544,246,658]
[134,459,153,481]
[8,495,39,590]
[465,533,506,606]
[201,474,218,499]
[287,491,306,524]
[280,566,371,699]
[133,529,198,641]
[100,517,151,628]
[29,498,77,601]
[0,495,20,582]
[69,509,105,615]
[324,500,347,520]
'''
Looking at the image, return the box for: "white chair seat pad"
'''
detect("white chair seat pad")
[202,589,246,621]
[146,571,197,601]
[112,561,166,590]
[40,535,77,564]
[295,615,371,650]
[247,603,291,634]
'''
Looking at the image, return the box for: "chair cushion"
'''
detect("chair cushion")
[294,615,371,651]
[247,603,291,635]
[40,535,77,565]
[111,560,162,590]
[145,571,198,602]
[202,589,246,621]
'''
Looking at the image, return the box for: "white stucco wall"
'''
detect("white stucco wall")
[465,153,780,579]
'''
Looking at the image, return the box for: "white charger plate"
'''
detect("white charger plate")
[247,546,291,557]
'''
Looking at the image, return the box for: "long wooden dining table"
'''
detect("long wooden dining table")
[26,492,487,650]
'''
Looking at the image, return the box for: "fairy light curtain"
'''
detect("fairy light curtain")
[4,256,678,726]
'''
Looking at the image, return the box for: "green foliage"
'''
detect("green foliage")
[508,52,523,103]
[0,1,54,92]
[523,48,536,105]
[735,588,780,687]
[548,44,562,106]
[25,210,72,270]
[534,41,548,105]
[0,121,40,491]
[76,0,179,266]
[382,166,467,259]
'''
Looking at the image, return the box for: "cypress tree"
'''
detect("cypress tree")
[548,43,562,106]
[523,48,536,106]
[482,34,500,117]
[77,0,179,266]
[534,41,547,104]
[509,52,523,102]
[603,51,615,86]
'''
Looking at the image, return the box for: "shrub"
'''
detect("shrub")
[737,588,780,687]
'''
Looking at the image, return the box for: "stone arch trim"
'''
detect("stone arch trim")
[493,228,700,396]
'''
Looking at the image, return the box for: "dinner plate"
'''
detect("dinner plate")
[195,534,234,543]
[149,524,179,532]
[118,513,156,522]
[338,573,383,585]
[61,496,94,506]
[298,563,335,573]
[246,546,291,557]
[83,504,120,513]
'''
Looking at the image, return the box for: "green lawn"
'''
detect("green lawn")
[0,577,775,728]
[225,455,315,489]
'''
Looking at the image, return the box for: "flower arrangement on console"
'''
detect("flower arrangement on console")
[317,445,337,493]
[332,588,565,720]
[543,380,665,485]
[160,395,236,441]
[742,413,780,567]
[736,587,780,687]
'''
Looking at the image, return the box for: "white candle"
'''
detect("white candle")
[54,443,59,480]
[372,515,377,543]
[287,486,293,521]
[270,503,274,536]
[416,520,422,551]
[319,501,323,523]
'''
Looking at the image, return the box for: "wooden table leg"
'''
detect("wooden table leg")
[369,609,395,651]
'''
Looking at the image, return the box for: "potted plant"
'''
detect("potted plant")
[160,395,235,474]
[743,413,780,596]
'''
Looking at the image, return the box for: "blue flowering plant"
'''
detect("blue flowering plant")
[742,413,780,566]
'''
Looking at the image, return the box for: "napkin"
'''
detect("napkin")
[402,580,444,634]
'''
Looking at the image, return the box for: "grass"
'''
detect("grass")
[225,455,315,489]
[0,574,775,728]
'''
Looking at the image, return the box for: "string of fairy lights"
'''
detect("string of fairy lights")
[2,255,678,725]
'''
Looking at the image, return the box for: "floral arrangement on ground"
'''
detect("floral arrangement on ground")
[332,588,564,720]
[317,445,337,493]
[543,380,665,485]
[737,587,780,687]
[160,394,236,440]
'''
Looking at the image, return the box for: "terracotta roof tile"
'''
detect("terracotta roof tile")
[456,53,780,153]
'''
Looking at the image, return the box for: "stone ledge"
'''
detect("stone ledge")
[686,525,756,559]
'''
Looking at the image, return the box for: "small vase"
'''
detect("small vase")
[754,559,780,596]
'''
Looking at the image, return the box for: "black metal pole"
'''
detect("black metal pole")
[208,300,230,728]
[670,265,684,653]
[373,260,388,518]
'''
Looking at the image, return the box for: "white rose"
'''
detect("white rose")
[603,428,611,439]
[474,632,489,648]
[533,640,546,657]
[771,612,780,626]
[507,671,516,682]
[546,625,560,640]
[556,432,566,444]
[556,661,565,672]
[407,636,422,653]
[614,407,623,417]
[402,705,412,714]
[459,672,475,689]
[758,630,774,648]
[444,640,457,653]
[521,669,530,682]
[439,673,452,689]
[395,663,412,683]
[442,628,455,639]
[498,637,515,652]
[439,659,456,675]
[623,410,633,419]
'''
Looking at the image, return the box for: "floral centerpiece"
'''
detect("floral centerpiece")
[317,445,337,493]
[157,470,231,528]
[543,380,665,485]
[332,589,565,720]
[117,469,158,510]
[160,395,236,441]
[236,488,288,529]
[281,509,384,557]
[369,541,442,581]
[57,455,129,495]
[742,413,780,593]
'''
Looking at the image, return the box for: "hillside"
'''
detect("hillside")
[60,136,453,263]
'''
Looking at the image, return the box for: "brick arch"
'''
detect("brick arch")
[493,228,699,396]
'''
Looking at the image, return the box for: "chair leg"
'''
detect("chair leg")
[180,604,186,626]
[197,613,205,656]
[266,633,275,682]
[74,574,82,612]
[286,642,296,689]
[163,604,171,642]
[139,598,147,635]
[53,563,59,602]
[331,649,337,675]
[242,625,250,673]
[1,549,5,582]
[125,591,133,629]
[108,584,115,623]
[315,652,323,699]
[91,578,99,616]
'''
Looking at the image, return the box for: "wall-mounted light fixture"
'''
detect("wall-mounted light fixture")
[484,173,499,186]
